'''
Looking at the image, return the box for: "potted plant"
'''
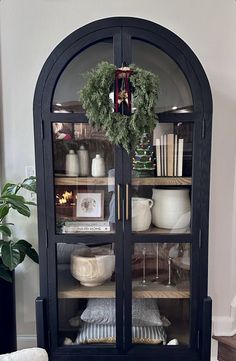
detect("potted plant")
[0,176,39,354]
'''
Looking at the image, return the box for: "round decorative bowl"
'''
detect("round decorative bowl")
[71,250,115,287]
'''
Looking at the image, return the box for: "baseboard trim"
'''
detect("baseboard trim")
[17,335,37,350]
[213,296,236,336]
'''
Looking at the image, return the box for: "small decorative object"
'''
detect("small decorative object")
[75,190,104,220]
[132,133,155,177]
[166,257,175,287]
[152,188,191,229]
[53,122,73,140]
[71,249,115,287]
[140,247,149,286]
[152,244,160,283]
[91,154,105,177]
[115,65,133,115]
[167,338,179,346]
[80,61,160,152]
[66,149,79,176]
[63,337,73,345]
[132,197,153,232]
[77,145,89,176]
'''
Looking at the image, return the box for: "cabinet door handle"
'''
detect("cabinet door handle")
[126,183,129,221]
[117,184,121,221]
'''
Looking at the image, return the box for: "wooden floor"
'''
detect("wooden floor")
[214,335,236,361]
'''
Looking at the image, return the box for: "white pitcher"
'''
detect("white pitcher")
[152,188,190,229]
[132,197,153,232]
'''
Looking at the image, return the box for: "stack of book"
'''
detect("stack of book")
[62,220,111,233]
[155,134,184,177]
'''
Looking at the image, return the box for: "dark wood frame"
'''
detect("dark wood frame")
[33,17,212,361]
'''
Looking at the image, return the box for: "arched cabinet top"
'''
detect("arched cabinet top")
[33,17,212,121]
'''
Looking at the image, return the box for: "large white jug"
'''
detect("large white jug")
[152,189,191,229]
[132,197,153,232]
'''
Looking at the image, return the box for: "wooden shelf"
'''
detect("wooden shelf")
[58,270,190,299]
[132,177,192,186]
[133,225,191,234]
[55,176,115,186]
[54,176,191,187]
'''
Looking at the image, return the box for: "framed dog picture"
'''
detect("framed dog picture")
[75,190,104,220]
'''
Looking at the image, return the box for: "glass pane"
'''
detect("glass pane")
[131,123,193,234]
[132,39,193,113]
[132,242,190,345]
[57,242,116,346]
[52,39,113,113]
[53,122,115,234]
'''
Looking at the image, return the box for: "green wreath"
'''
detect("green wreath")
[80,62,160,152]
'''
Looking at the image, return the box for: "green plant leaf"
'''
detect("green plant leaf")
[19,251,26,264]
[21,177,37,193]
[1,195,30,217]
[1,183,17,196]
[15,239,32,248]
[25,201,37,206]
[0,264,12,282]
[0,239,5,249]
[14,240,39,264]
[0,225,11,236]
[0,204,10,220]
[24,247,39,263]
[1,242,21,271]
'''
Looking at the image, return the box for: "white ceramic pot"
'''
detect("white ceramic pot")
[71,252,115,287]
[65,150,79,176]
[91,154,105,177]
[77,145,89,176]
[152,189,191,229]
[132,197,153,232]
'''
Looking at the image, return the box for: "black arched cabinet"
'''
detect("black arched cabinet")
[34,17,212,361]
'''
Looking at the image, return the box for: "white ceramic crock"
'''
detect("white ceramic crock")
[71,253,115,287]
[132,197,153,232]
[152,189,190,229]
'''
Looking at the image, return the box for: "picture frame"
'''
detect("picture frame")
[75,190,104,220]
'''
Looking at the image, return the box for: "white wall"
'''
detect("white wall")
[1,0,236,358]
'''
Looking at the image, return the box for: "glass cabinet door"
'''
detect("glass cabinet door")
[123,36,196,351]
[51,122,122,348]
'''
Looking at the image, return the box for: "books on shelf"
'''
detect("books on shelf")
[62,220,111,233]
[156,134,184,177]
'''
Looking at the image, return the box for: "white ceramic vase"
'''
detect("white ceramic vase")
[77,145,89,176]
[152,188,191,229]
[132,197,153,232]
[91,154,105,177]
[65,150,79,176]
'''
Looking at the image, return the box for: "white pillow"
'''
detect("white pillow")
[0,348,48,361]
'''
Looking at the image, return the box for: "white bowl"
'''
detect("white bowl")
[71,251,115,287]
